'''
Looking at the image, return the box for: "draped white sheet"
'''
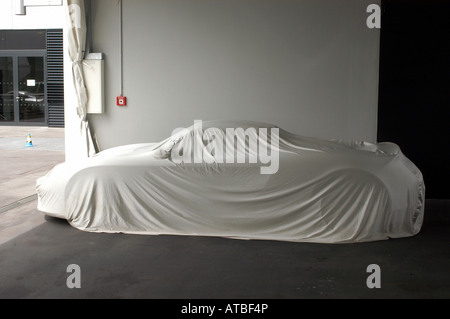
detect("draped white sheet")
[36,121,425,243]
[65,0,96,157]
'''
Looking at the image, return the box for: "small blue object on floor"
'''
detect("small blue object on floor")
[25,134,33,147]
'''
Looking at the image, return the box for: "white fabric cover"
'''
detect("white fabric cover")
[36,120,425,243]
[65,0,96,157]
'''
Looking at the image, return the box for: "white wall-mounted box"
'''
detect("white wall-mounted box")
[83,53,104,114]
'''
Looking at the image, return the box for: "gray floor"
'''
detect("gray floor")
[0,127,449,300]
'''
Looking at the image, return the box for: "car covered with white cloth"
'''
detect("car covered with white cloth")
[36,120,424,243]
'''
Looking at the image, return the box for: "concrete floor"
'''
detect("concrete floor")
[0,127,449,300]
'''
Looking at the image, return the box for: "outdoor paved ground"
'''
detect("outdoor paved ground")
[0,126,65,245]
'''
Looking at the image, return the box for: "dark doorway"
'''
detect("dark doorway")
[377,0,450,199]
[0,52,47,124]
[0,29,64,127]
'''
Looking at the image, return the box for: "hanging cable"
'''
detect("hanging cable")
[119,0,123,96]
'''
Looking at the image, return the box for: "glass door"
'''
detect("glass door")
[0,52,46,125]
[18,56,46,123]
[0,57,14,122]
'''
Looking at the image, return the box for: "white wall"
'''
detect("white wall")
[0,1,64,30]
[87,0,380,151]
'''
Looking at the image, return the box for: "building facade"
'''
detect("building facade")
[0,1,65,127]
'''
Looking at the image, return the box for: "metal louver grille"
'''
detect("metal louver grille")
[46,29,64,127]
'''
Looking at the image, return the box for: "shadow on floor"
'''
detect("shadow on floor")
[0,203,449,300]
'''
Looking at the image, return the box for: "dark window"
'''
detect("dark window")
[0,30,46,50]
